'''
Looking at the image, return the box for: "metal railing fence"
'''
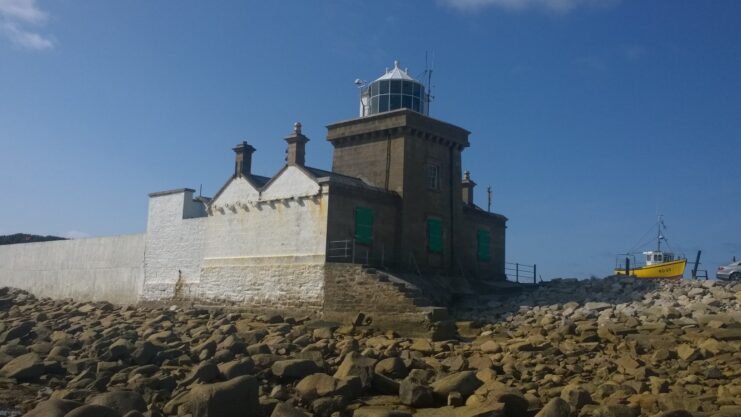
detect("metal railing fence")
[505,261,538,284]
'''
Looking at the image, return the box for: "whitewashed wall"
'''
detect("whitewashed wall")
[0,234,145,304]
[205,166,327,259]
[194,167,329,308]
[197,255,325,314]
[141,169,330,306]
[3,166,334,309]
[141,189,207,301]
[261,166,321,200]
[212,177,260,206]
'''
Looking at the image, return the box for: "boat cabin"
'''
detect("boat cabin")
[642,251,675,266]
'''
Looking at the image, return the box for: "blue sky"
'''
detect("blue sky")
[1,0,739,279]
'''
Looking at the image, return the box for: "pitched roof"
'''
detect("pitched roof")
[210,164,396,209]
[303,166,385,191]
[209,173,268,207]
[373,60,417,82]
[250,175,271,187]
[463,204,508,222]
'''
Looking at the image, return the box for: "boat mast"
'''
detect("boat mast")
[657,214,663,252]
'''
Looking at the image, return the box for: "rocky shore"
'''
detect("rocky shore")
[0,276,739,417]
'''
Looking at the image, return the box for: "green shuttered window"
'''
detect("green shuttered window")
[354,207,373,244]
[477,229,491,261]
[427,218,443,253]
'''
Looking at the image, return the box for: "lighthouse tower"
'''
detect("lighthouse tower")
[359,60,429,117]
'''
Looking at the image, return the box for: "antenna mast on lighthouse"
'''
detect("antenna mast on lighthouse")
[423,51,434,116]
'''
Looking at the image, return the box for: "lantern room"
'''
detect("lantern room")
[359,60,429,117]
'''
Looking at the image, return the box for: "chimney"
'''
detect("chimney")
[462,170,476,206]
[284,122,309,166]
[233,141,256,178]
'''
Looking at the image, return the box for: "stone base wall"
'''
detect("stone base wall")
[181,255,325,316]
[322,263,449,337]
[323,263,422,314]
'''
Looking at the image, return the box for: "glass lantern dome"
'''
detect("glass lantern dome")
[359,61,428,117]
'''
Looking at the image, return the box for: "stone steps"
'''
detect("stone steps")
[358,264,448,320]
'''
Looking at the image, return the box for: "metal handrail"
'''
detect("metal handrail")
[327,239,376,266]
[504,261,538,284]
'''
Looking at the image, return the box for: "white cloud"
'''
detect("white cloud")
[0,0,54,50]
[0,0,47,23]
[441,0,618,14]
[1,21,52,49]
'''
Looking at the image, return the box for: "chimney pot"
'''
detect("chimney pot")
[462,170,476,206]
[285,121,309,166]
[233,141,256,177]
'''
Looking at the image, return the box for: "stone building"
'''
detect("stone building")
[0,62,507,332]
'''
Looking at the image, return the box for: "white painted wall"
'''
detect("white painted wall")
[0,234,145,304]
[142,190,207,301]
[204,195,328,259]
[205,166,328,259]
[261,166,321,200]
[3,167,332,309]
[191,166,328,308]
[141,176,329,305]
[212,177,260,206]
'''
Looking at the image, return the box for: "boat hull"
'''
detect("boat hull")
[614,259,687,279]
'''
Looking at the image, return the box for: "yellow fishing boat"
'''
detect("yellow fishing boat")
[614,216,687,279]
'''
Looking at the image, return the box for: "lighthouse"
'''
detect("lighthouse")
[358,60,429,117]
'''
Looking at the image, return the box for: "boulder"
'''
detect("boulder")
[584,302,611,312]
[312,326,335,340]
[334,352,377,388]
[483,389,529,417]
[187,375,260,417]
[560,384,592,410]
[108,339,131,360]
[430,371,482,400]
[296,373,339,401]
[87,391,147,414]
[132,342,160,365]
[295,373,362,402]
[22,399,80,417]
[218,358,254,379]
[591,404,639,417]
[399,378,434,408]
[182,361,220,385]
[270,402,311,417]
[409,339,434,353]
[661,411,694,417]
[677,344,699,361]
[479,341,501,354]
[353,407,412,417]
[535,397,571,417]
[0,352,44,381]
[0,321,34,343]
[271,359,320,380]
[372,372,401,395]
[311,396,347,416]
[454,401,506,417]
[64,404,121,417]
[375,357,408,379]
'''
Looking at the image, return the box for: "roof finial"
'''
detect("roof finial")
[394,60,400,69]
[464,170,471,181]
[294,121,302,134]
